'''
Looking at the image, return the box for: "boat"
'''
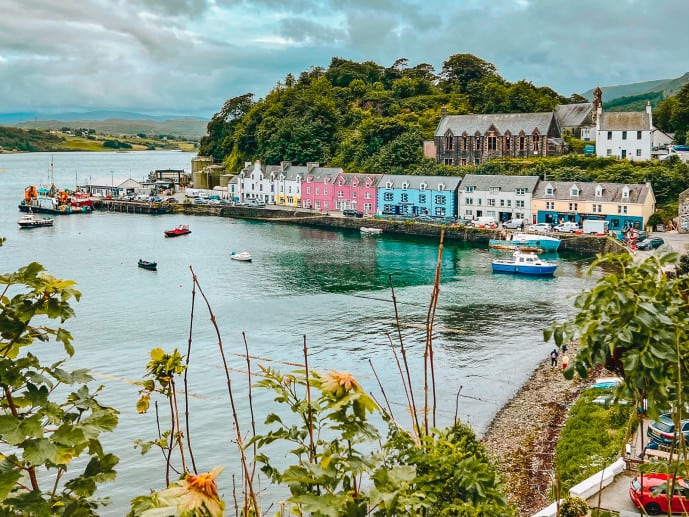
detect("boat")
[491,250,558,276]
[489,232,560,252]
[230,251,252,262]
[360,227,383,235]
[17,210,54,228]
[138,259,157,271]
[164,224,191,237]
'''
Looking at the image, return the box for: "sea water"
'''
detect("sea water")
[0,151,597,514]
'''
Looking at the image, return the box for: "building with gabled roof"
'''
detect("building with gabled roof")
[377,174,462,218]
[458,174,540,223]
[434,109,566,166]
[532,180,655,230]
[595,102,653,161]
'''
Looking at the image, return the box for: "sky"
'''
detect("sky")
[1,0,687,118]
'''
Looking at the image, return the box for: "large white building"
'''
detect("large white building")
[595,102,653,161]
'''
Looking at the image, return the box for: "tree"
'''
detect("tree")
[440,54,498,93]
[0,261,119,515]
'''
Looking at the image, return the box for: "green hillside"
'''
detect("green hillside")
[15,117,207,139]
[581,72,689,105]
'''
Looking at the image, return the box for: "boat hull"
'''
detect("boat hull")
[491,262,557,276]
[489,233,560,252]
[138,260,157,271]
[230,252,252,262]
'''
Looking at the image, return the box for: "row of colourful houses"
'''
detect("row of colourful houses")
[229,161,656,231]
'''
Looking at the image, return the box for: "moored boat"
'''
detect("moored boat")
[17,211,54,228]
[164,224,191,237]
[489,232,560,252]
[138,259,157,271]
[230,251,252,262]
[360,227,383,235]
[491,250,558,276]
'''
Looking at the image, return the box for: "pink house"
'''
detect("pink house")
[332,173,383,215]
[300,163,343,212]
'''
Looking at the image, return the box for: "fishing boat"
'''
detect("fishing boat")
[138,259,157,271]
[489,232,560,252]
[230,251,252,262]
[17,210,54,228]
[360,227,383,235]
[491,250,558,276]
[164,224,191,237]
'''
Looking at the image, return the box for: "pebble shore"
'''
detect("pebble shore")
[480,345,602,516]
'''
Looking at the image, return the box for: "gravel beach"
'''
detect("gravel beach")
[481,344,601,516]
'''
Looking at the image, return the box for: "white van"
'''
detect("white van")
[503,218,525,229]
[472,216,497,228]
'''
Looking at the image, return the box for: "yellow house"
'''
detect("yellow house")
[532,180,655,231]
[272,161,303,207]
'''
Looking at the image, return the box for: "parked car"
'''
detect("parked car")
[637,237,665,250]
[503,218,525,229]
[192,197,206,204]
[629,472,689,515]
[553,222,580,233]
[342,209,362,218]
[248,200,266,208]
[647,413,689,447]
[528,223,552,233]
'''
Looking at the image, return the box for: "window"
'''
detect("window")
[618,205,628,214]
[606,149,612,156]
[464,210,473,218]
[622,131,627,140]
[505,137,511,150]
[352,191,356,198]
[636,149,642,157]
[438,184,445,191]
[435,195,446,205]
[465,197,473,205]
[385,181,393,188]
[475,137,481,150]
[315,201,320,209]
[363,202,372,213]
[445,135,453,150]
[323,188,328,195]
[401,193,408,202]
[434,207,446,217]
[324,201,329,209]
[516,200,524,208]
[402,182,409,189]
[461,159,467,166]
[607,131,612,140]
[337,190,344,198]
[570,187,579,197]
[489,186,500,194]
[364,192,371,199]
[306,187,311,194]
[315,188,319,195]
[444,158,453,165]
[637,131,642,139]
[420,182,427,190]
[418,194,426,203]
[519,136,525,151]
[488,136,497,150]
[532,135,539,152]
[488,199,496,206]
[465,186,475,193]
[515,188,526,195]
[462,136,467,150]
[568,203,578,211]
[545,186,553,196]
[383,204,394,214]
[592,204,602,213]
[622,187,630,199]
[595,185,603,197]
[500,199,505,207]
[477,198,482,205]
[546,201,554,210]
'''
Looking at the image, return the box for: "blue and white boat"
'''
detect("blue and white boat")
[491,250,558,276]
[489,232,561,252]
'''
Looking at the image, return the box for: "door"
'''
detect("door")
[621,150,627,158]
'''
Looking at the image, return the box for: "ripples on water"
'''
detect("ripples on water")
[0,152,598,514]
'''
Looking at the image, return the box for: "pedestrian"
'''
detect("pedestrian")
[561,343,568,354]
[550,348,558,367]
[561,353,570,371]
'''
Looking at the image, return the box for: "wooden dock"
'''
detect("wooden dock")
[94,199,172,214]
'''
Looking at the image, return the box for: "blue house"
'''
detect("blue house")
[377,175,462,219]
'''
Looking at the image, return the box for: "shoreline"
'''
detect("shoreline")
[480,344,600,516]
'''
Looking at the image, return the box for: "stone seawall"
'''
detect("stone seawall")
[171,204,627,255]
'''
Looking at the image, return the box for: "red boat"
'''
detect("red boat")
[164,224,191,237]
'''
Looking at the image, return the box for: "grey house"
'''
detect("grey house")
[458,174,540,223]
[435,109,566,166]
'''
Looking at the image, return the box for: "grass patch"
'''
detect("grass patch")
[554,388,634,495]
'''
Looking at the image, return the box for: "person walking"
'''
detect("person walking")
[561,353,570,371]
[550,348,559,368]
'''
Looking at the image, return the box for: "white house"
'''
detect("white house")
[271,161,304,207]
[82,177,142,197]
[458,174,540,223]
[235,161,279,204]
[595,102,653,161]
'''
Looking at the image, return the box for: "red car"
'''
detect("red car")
[630,473,689,515]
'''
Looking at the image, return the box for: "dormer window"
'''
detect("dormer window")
[545,183,554,196]
[595,185,603,197]
[465,186,475,193]
[622,186,630,199]
[420,182,427,190]
[338,178,344,186]
[385,181,393,188]
[438,184,445,191]
[402,182,409,189]
[570,186,579,197]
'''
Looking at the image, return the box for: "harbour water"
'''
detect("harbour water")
[0,151,598,514]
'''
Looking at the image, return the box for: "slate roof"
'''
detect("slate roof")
[88,177,139,187]
[435,113,557,136]
[379,174,462,190]
[554,103,594,127]
[533,180,653,204]
[460,174,540,193]
[304,165,345,181]
[599,111,651,131]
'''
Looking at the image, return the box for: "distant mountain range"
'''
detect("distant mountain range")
[581,72,689,104]
[0,110,209,139]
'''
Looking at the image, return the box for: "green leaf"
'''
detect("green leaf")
[0,415,24,445]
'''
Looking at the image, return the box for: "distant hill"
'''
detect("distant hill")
[580,72,689,106]
[13,116,208,139]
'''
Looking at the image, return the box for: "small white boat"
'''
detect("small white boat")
[230,251,252,262]
[360,227,383,235]
[17,211,54,228]
[491,250,557,276]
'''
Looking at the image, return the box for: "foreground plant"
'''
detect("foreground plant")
[0,262,119,515]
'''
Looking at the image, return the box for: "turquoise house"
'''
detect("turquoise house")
[377,175,463,219]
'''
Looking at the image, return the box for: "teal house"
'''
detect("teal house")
[377,175,463,218]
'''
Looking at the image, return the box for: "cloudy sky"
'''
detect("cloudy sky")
[1,0,687,118]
